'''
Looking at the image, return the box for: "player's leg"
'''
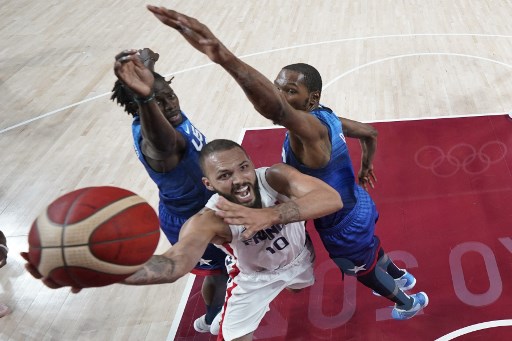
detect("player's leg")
[0,231,9,318]
[0,230,7,268]
[356,248,428,320]
[232,332,255,341]
[202,274,227,318]
[374,249,416,291]
[191,244,229,333]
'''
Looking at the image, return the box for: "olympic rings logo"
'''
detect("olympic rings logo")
[414,141,507,177]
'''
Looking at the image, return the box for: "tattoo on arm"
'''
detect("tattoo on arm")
[277,201,301,223]
[127,255,177,285]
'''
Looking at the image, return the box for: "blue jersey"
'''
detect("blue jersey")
[132,112,214,219]
[282,105,374,229]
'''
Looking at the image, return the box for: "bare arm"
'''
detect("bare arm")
[114,50,185,170]
[124,209,229,285]
[339,117,378,190]
[265,163,343,222]
[215,164,343,238]
[146,6,327,147]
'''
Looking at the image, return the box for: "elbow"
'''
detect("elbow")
[336,192,344,211]
[368,125,378,139]
[330,191,343,213]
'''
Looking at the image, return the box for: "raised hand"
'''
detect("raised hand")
[214,197,275,239]
[358,165,377,191]
[138,47,160,71]
[114,49,154,97]
[20,252,82,293]
[147,6,235,65]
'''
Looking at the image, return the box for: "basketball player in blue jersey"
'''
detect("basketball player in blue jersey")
[147,6,429,320]
[110,48,228,333]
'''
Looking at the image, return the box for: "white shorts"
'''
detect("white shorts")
[219,241,315,341]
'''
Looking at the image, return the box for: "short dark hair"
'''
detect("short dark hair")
[110,72,169,117]
[199,139,247,175]
[282,63,322,93]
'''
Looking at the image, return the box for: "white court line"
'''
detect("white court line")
[322,52,512,89]
[2,33,512,135]
[166,273,197,341]
[435,320,512,340]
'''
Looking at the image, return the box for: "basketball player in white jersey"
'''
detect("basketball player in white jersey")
[122,139,342,341]
[22,139,342,341]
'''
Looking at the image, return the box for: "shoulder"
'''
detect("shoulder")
[185,208,232,242]
[265,164,297,193]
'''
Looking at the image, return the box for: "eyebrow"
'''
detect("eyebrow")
[215,160,247,174]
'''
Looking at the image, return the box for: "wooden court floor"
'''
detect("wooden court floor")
[1,1,512,340]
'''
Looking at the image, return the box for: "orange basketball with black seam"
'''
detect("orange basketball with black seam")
[28,186,160,288]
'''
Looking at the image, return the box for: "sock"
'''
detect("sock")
[205,305,222,325]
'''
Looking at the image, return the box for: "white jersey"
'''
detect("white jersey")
[205,167,307,274]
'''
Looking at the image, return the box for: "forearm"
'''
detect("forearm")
[138,100,178,152]
[360,136,377,168]
[271,190,342,225]
[219,56,287,124]
[122,254,188,285]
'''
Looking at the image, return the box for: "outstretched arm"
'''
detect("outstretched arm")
[339,117,378,190]
[124,210,227,285]
[146,6,327,145]
[114,50,185,169]
[215,163,343,239]
[21,210,228,290]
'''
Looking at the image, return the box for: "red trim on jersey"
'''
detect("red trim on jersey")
[217,242,240,341]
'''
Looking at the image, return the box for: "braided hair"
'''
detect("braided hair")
[110,72,172,117]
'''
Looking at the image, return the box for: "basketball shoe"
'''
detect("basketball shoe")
[210,312,222,335]
[373,270,416,296]
[391,292,429,320]
[193,315,211,333]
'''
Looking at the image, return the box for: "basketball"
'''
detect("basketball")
[28,186,160,288]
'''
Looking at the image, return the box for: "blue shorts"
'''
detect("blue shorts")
[316,187,381,276]
[159,203,227,276]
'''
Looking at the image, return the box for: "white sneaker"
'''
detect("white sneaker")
[210,312,222,335]
[193,314,211,333]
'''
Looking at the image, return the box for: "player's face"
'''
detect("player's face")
[154,79,183,126]
[202,148,262,208]
[274,69,312,111]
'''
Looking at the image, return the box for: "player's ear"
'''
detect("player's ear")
[202,177,215,191]
[309,90,320,107]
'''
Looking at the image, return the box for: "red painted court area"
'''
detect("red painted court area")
[174,115,512,340]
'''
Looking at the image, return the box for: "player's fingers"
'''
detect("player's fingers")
[215,197,239,210]
[42,278,63,290]
[241,229,257,240]
[147,6,182,29]
[24,263,43,279]
[71,287,82,294]
[222,217,246,225]
[368,178,375,189]
[20,251,30,262]
[114,49,137,61]
[371,172,378,182]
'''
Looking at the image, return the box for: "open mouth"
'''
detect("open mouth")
[233,185,253,203]
[167,111,182,123]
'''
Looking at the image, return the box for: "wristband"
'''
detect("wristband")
[134,92,156,105]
